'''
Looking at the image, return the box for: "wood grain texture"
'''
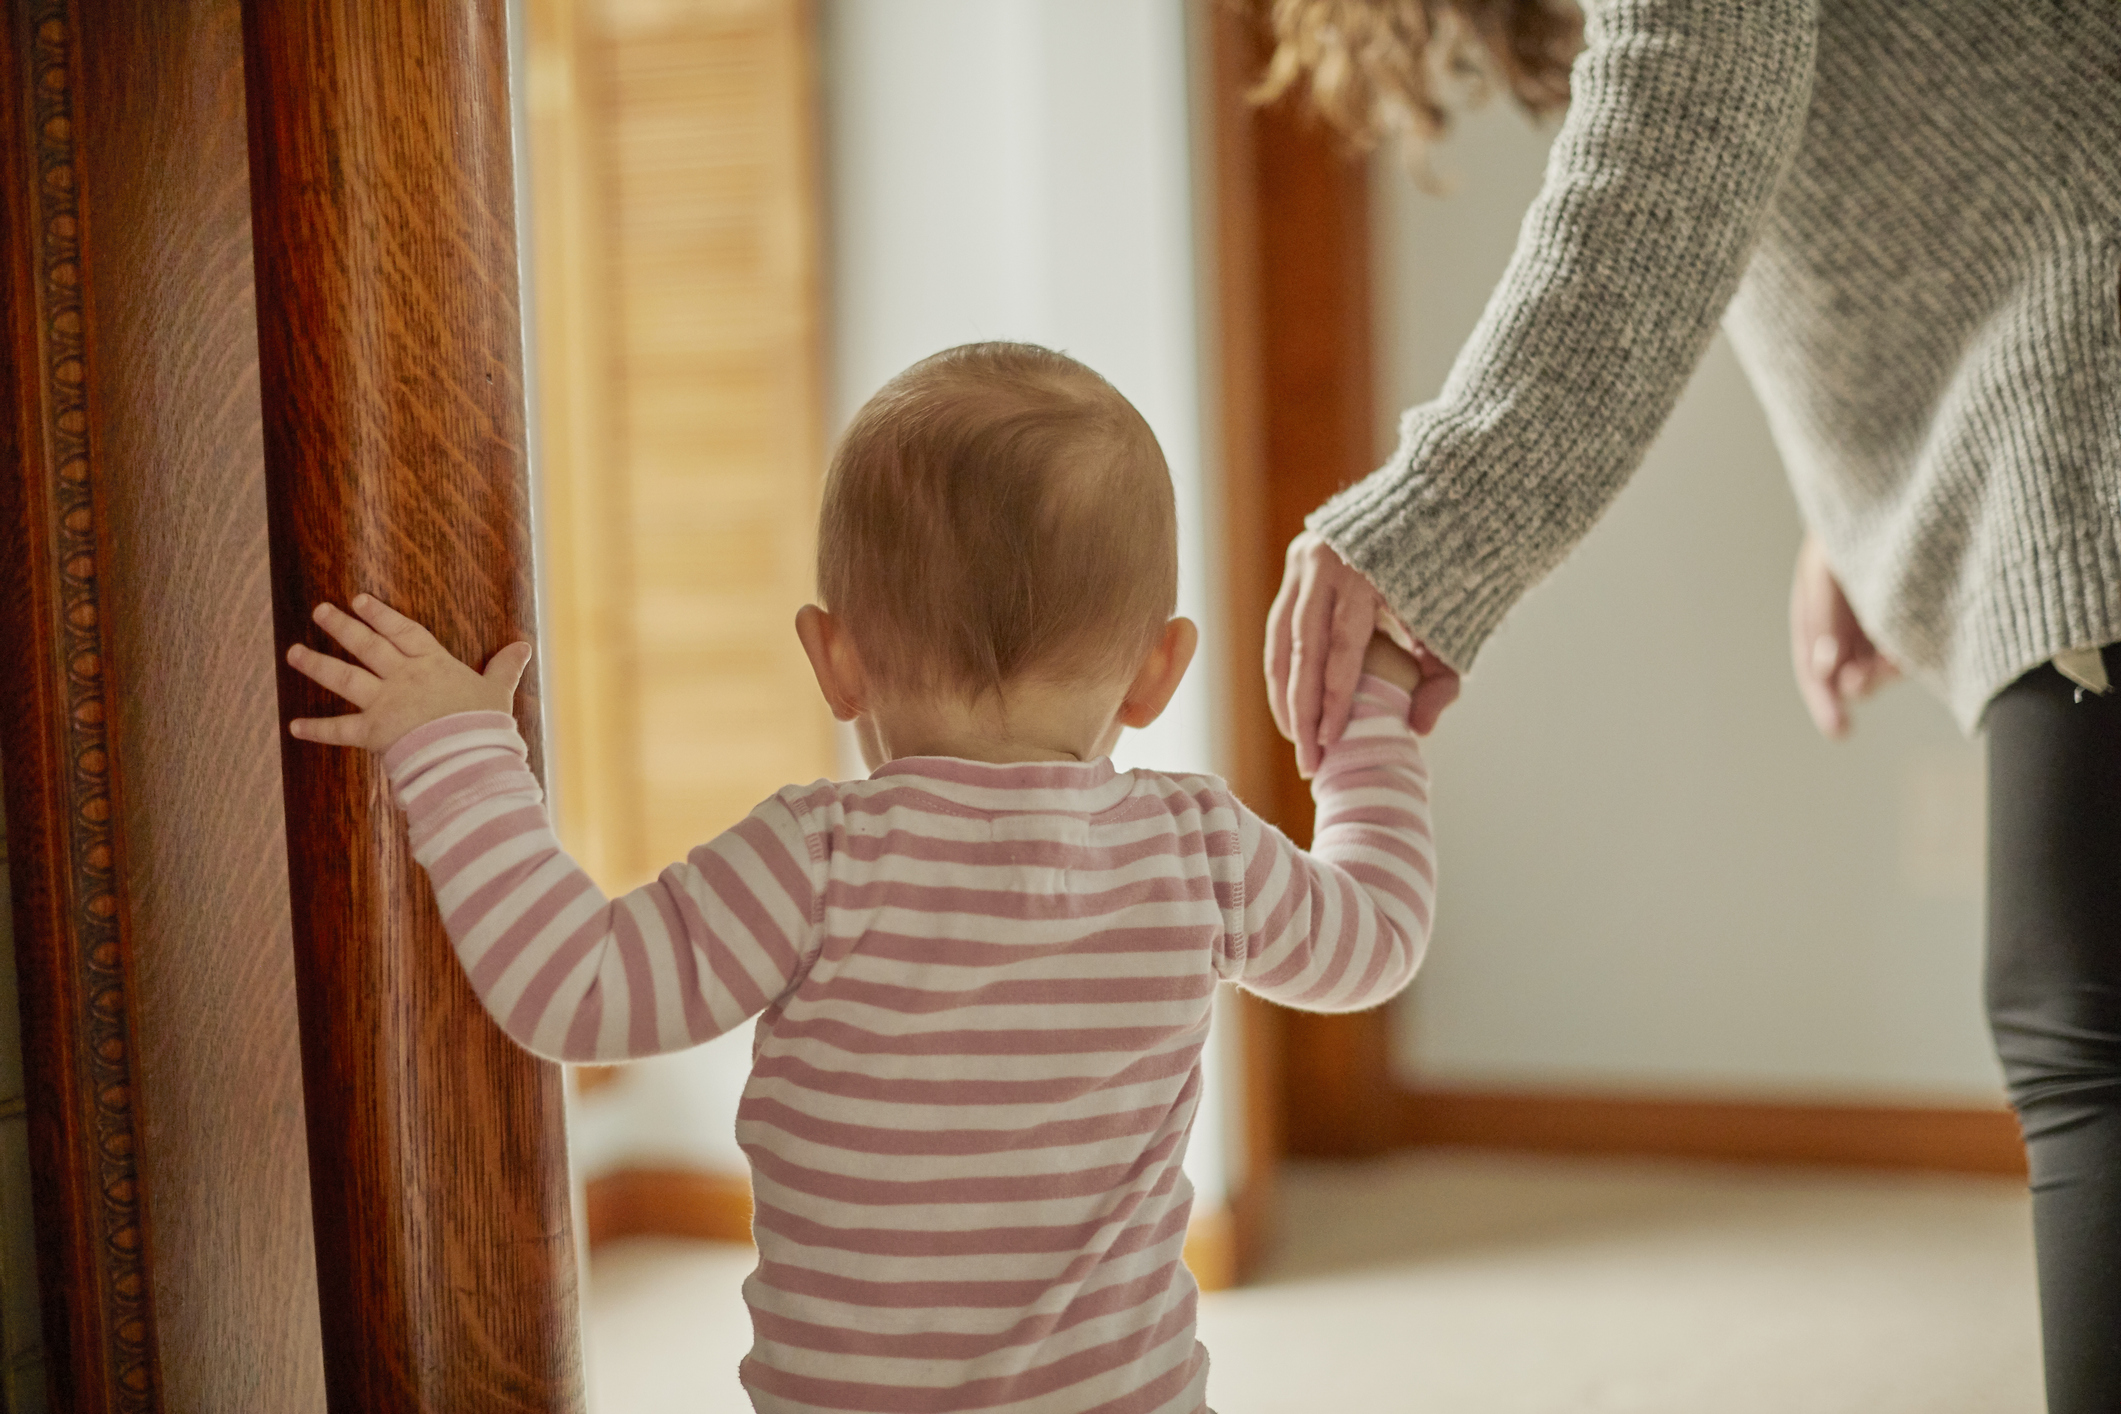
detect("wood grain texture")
[239,2,585,1409]
[0,5,159,1407]
[1202,0,1275,823]
[1253,65,1376,853]
[1398,1087,2030,1176]
[1201,0,1283,1283]
[71,0,326,1405]
[1221,5,1401,1163]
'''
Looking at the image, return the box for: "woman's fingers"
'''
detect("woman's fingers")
[312,600,404,676]
[286,640,382,708]
[1799,643,1850,738]
[1278,533,1411,772]
[350,592,443,657]
[1790,530,1901,739]
[1793,623,1850,739]
[1264,559,1301,742]
[1315,584,1378,751]
[1790,534,1855,738]
[1287,563,1339,778]
[1835,647,1899,702]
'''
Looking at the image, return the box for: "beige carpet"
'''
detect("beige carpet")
[582,1152,2044,1413]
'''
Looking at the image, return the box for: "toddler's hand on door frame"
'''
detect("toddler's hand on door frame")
[283,594,532,753]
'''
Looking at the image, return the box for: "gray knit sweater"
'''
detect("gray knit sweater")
[1311,0,2121,731]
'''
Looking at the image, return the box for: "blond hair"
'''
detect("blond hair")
[818,343,1176,701]
[1252,0,1581,164]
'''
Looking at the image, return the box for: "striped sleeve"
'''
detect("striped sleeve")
[381,710,826,1063]
[1223,676,1435,1011]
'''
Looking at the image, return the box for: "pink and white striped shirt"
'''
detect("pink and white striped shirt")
[383,676,1434,1414]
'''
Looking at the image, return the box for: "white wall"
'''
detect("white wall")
[1376,106,2001,1101]
[821,0,1216,782]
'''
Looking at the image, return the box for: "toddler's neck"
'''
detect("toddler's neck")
[859,675,1130,770]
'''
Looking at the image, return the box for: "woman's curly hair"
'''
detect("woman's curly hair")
[1252,0,1582,162]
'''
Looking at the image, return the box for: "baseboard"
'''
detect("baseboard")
[571,1063,625,1097]
[584,1167,754,1247]
[1223,1172,1275,1288]
[583,1165,1242,1291]
[1180,1201,1237,1292]
[1395,1085,2027,1177]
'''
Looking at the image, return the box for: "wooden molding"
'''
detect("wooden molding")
[585,1167,754,1248]
[1220,1,1402,1166]
[1252,57,1376,851]
[0,7,160,1407]
[1224,1162,1275,1289]
[1199,0,1273,816]
[584,1168,1244,1293]
[1180,1201,1238,1294]
[1221,989,1282,1284]
[1278,1007,1400,1160]
[5,3,342,1406]
[572,1063,625,1097]
[1396,1085,2027,1177]
[73,0,329,1406]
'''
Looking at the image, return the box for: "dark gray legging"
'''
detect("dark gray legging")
[1986,644,2121,1414]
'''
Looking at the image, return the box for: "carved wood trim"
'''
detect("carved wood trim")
[0,2,160,1408]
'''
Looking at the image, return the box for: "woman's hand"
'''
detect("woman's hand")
[1789,531,1897,738]
[1267,531,1461,775]
[285,593,532,753]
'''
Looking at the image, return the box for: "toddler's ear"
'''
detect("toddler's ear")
[1117,618,1198,730]
[795,605,868,722]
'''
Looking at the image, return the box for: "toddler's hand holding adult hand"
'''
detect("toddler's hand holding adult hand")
[1789,531,1897,738]
[1360,632,1425,695]
[284,594,532,753]
[1267,531,1460,775]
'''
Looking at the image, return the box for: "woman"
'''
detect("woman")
[1258,2,2121,1409]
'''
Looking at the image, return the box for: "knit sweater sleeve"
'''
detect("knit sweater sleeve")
[1309,0,1818,670]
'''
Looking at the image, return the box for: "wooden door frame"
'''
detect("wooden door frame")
[242,1,585,1408]
[1202,3,2024,1187]
[0,3,588,1407]
[1202,0,1399,1244]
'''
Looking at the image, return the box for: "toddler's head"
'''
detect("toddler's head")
[798,342,1193,766]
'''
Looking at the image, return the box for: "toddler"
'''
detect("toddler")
[286,341,1436,1413]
